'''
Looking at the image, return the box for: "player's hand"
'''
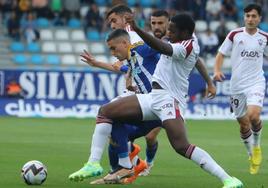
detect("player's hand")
[206,83,216,99]
[124,13,138,30]
[213,71,225,82]
[112,61,123,72]
[80,50,98,67]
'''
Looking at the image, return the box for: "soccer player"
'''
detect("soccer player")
[213,3,268,175]
[69,5,216,183]
[91,13,243,187]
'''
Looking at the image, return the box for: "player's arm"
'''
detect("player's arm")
[80,50,123,73]
[125,68,137,92]
[213,52,226,82]
[195,58,216,99]
[125,13,173,56]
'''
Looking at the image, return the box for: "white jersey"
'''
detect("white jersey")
[125,25,143,44]
[219,27,268,94]
[152,38,200,109]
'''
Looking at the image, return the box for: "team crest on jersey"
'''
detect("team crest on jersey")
[258,39,263,46]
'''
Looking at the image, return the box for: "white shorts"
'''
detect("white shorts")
[136,89,185,122]
[111,90,135,102]
[230,86,265,118]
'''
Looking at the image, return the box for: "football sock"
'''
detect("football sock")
[251,121,262,147]
[189,145,231,182]
[108,145,118,171]
[240,128,253,156]
[89,118,112,162]
[118,152,132,169]
[146,141,158,163]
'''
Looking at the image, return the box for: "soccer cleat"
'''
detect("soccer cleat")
[139,161,153,176]
[101,166,134,184]
[129,143,141,161]
[250,146,262,174]
[122,158,148,184]
[90,178,106,184]
[223,177,243,188]
[68,162,103,182]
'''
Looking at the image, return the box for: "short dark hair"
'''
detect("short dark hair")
[151,10,169,19]
[244,3,262,15]
[106,29,130,42]
[171,13,195,35]
[106,4,132,19]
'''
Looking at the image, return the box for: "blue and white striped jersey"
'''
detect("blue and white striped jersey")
[127,42,160,94]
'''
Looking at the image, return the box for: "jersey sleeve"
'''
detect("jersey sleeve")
[133,43,159,59]
[128,31,143,44]
[218,32,233,56]
[170,43,187,61]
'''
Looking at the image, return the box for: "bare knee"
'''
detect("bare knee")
[237,117,251,131]
[248,112,261,125]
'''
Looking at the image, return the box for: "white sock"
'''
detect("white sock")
[240,129,253,156]
[88,123,112,163]
[252,121,262,147]
[119,155,132,169]
[190,146,231,182]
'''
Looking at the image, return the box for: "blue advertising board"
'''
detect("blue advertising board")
[1,69,268,119]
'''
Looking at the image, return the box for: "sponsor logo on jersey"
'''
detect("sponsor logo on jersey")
[241,50,260,58]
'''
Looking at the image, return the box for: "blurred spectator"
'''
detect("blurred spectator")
[5,79,23,98]
[215,19,229,46]
[172,0,189,12]
[50,0,65,25]
[205,0,222,22]
[7,11,21,41]
[19,0,31,14]
[199,28,219,56]
[190,0,206,20]
[84,3,103,32]
[22,12,40,43]
[134,3,146,29]
[62,0,80,20]
[50,0,62,12]
[32,0,52,18]
[222,0,237,21]
[0,0,14,22]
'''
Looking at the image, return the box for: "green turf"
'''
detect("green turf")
[0,117,267,188]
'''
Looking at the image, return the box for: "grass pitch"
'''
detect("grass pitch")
[0,117,267,188]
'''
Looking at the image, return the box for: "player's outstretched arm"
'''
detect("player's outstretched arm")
[125,13,173,56]
[80,50,121,73]
[195,58,216,99]
[213,52,225,82]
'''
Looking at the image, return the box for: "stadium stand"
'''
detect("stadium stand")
[0,0,267,71]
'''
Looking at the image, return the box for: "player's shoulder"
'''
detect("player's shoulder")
[228,27,244,41]
[130,41,145,49]
[258,29,268,41]
[173,38,199,57]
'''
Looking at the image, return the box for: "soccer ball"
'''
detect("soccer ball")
[21,160,47,185]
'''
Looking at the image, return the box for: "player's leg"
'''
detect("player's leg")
[246,87,264,174]
[139,127,161,176]
[150,90,243,187]
[69,95,142,181]
[164,118,243,188]
[231,94,253,159]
